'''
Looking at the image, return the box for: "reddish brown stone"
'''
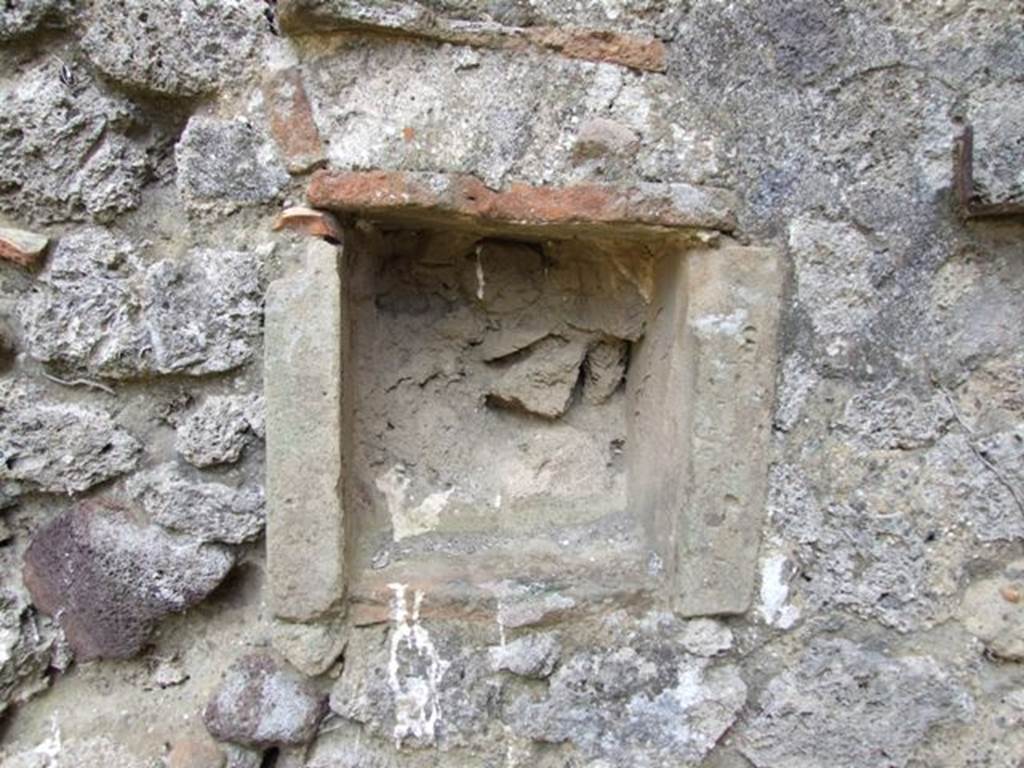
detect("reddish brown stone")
[263,68,325,173]
[23,504,234,660]
[529,28,667,72]
[0,226,49,268]
[272,206,343,242]
[306,170,736,233]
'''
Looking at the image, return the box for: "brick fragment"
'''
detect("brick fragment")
[0,226,48,268]
[272,206,343,242]
[263,68,325,173]
[529,27,667,72]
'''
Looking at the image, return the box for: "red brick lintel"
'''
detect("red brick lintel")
[306,170,737,238]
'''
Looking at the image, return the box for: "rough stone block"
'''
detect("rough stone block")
[486,335,588,419]
[488,632,561,678]
[265,240,346,621]
[0,0,71,40]
[176,117,289,210]
[175,394,264,468]
[0,63,151,223]
[0,396,140,498]
[22,505,234,660]
[203,653,326,749]
[19,229,264,379]
[739,639,972,768]
[82,0,264,98]
[130,464,265,545]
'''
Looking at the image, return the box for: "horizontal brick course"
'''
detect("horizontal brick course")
[306,170,737,235]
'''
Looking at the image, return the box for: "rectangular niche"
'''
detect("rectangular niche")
[266,172,782,623]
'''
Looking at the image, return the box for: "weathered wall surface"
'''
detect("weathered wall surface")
[1,1,1023,766]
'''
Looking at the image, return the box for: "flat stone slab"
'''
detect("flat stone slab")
[306,170,737,238]
[265,240,346,621]
[277,0,667,72]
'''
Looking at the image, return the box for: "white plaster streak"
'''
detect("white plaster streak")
[377,465,453,541]
[693,308,748,336]
[475,245,485,301]
[387,583,448,749]
[758,554,800,629]
[32,715,62,759]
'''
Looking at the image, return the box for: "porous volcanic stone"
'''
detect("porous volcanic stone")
[203,653,326,749]
[19,229,263,379]
[0,398,140,498]
[130,464,265,545]
[0,0,73,41]
[175,394,264,468]
[0,63,150,223]
[82,0,264,98]
[739,639,973,768]
[22,506,234,660]
[176,117,288,210]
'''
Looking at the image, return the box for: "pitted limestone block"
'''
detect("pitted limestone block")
[203,653,327,749]
[130,464,265,545]
[739,639,973,768]
[19,229,264,378]
[265,240,345,621]
[0,63,150,223]
[82,0,265,98]
[22,505,234,660]
[176,117,289,211]
[966,81,1024,206]
[0,0,73,40]
[0,395,140,498]
[175,394,265,468]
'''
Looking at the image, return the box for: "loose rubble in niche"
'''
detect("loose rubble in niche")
[352,232,651,552]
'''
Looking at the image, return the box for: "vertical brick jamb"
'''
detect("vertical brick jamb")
[265,239,346,621]
[673,245,783,616]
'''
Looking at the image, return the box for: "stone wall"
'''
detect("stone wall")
[1,1,1023,766]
